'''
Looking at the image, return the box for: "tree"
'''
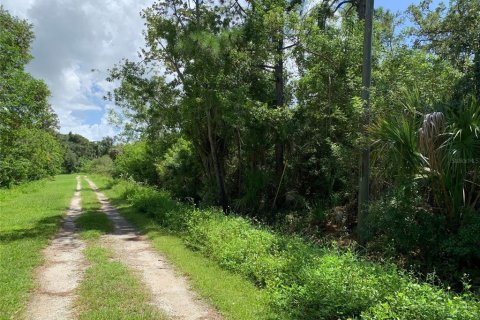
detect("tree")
[408,0,480,99]
[0,7,61,186]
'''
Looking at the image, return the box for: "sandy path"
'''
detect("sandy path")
[26,176,86,320]
[84,177,221,320]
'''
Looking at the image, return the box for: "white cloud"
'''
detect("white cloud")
[2,0,154,141]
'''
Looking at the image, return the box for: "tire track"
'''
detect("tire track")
[84,177,221,320]
[26,176,87,320]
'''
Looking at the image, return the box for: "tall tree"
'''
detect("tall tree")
[0,7,61,186]
[408,0,480,99]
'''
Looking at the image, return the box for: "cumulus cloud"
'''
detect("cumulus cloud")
[2,0,154,141]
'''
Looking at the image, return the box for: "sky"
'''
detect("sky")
[2,0,444,141]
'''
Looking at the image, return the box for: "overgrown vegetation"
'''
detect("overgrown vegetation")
[0,175,76,318]
[103,178,480,319]
[2,0,480,317]
[103,0,480,292]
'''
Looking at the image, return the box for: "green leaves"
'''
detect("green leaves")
[0,128,63,187]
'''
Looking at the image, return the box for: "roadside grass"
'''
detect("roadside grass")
[76,177,113,241]
[76,245,166,320]
[0,174,77,319]
[89,175,275,320]
[76,176,166,320]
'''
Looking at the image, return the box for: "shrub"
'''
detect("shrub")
[0,128,63,187]
[155,137,201,201]
[362,281,480,320]
[185,212,296,287]
[115,180,480,319]
[113,141,157,184]
[364,184,480,288]
[114,180,191,232]
[362,184,445,258]
[82,155,113,175]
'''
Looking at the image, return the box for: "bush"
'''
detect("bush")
[364,184,480,289]
[155,137,201,201]
[113,180,191,232]
[113,141,157,184]
[114,180,480,319]
[0,128,63,187]
[82,155,113,175]
[362,281,480,320]
[363,185,445,258]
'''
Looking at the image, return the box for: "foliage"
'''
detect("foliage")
[0,128,64,187]
[102,0,480,290]
[0,7,65,186]
[58,133,114,173]
[156,137,202,201]
[81,155,114,176]
[113,141,157,184]
[0,175,76,318]
[111,179,480,319]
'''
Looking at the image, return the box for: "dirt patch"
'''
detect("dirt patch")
[26,176,87,320]
[85,177,222,320]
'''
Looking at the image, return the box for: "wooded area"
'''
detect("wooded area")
[1,0,480,318]
[104,0,480,290]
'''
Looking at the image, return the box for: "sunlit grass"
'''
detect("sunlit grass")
[77,178,113,241]
[0,175,77,319]
[77,245,166,320]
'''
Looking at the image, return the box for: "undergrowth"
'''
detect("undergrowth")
[107,178,480,319]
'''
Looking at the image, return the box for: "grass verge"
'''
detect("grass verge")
[0,175,77,319]
[76,245,165,320]
[76,177,113,241]
[89,175,275,320]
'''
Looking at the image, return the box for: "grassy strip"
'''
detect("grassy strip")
[75,176,166,320]
[77,245,165,320]
[89,175,275,320]
[0,175,77,319]
[92,176,480,320]
[76,177,113,241]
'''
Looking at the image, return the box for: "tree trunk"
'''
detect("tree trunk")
[357,0,374,241]
[355,0,366,20]
[236,127,242,197]
[206,107,228,212]
[274,37,285,207]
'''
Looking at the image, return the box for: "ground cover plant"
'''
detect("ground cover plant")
[0,175,76,318]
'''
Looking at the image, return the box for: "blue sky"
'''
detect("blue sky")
[376,0,441,13]
[2,0,446,141]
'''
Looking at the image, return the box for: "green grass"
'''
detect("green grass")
[76,176,166,319]
[77,245,165,320]
[76,178,113,241]
[0,175,77,319]
[89,175,274,320]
